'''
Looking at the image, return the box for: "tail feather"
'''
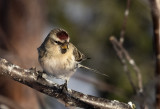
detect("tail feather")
[78,64,109,77]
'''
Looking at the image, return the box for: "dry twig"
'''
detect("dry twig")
[120,0,131,44]
[110,36,143,93]
[109,0,145,108]
[110,36,137,93]
[110,36,143,94]
[110,0,143,95]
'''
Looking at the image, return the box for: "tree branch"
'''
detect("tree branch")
[120,0,131,44]
[0,57,134,109]
[150,0,160,108]
[110,36,143,94]
[110,0,144,95]
[110,36,137,93]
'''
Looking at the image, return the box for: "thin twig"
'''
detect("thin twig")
[110,36,143,94]
[120,0,131,44]
[110,0,143,94]
[110,36,137,93]
[0,57,134,109]
[109,0,146,108]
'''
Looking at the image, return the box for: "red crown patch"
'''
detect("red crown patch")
[57,31,68,40]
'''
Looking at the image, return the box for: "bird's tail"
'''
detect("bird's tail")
[78,64,109,77]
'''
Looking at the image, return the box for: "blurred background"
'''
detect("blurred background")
[0,0,154,109]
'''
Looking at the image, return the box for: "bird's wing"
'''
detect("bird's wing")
[71,43,87,63]
[37,46,46,59]
[70,44,109,78]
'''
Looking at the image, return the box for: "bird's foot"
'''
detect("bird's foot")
[60,80,68,93]
[36,70,46,81]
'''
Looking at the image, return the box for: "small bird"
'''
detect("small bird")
[38,28,86,85]
[38,28,107,88]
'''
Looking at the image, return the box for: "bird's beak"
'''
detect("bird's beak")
[61,43,68,49]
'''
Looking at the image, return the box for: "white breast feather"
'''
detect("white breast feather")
[42,44,76,80]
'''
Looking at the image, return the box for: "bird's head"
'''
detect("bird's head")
[48,28,70,53]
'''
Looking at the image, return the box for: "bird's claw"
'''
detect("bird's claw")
[60,81,68,93]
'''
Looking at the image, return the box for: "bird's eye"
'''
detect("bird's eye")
[54,41,62,45]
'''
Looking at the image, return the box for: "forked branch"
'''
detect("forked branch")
[110,36,143,94]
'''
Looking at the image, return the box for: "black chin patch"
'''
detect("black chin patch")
[61,49,67,54]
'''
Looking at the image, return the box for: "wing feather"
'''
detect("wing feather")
[71,44,87,62]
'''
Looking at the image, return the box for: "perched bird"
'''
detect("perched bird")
[38,28,107,88]
[38,28,86,86]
